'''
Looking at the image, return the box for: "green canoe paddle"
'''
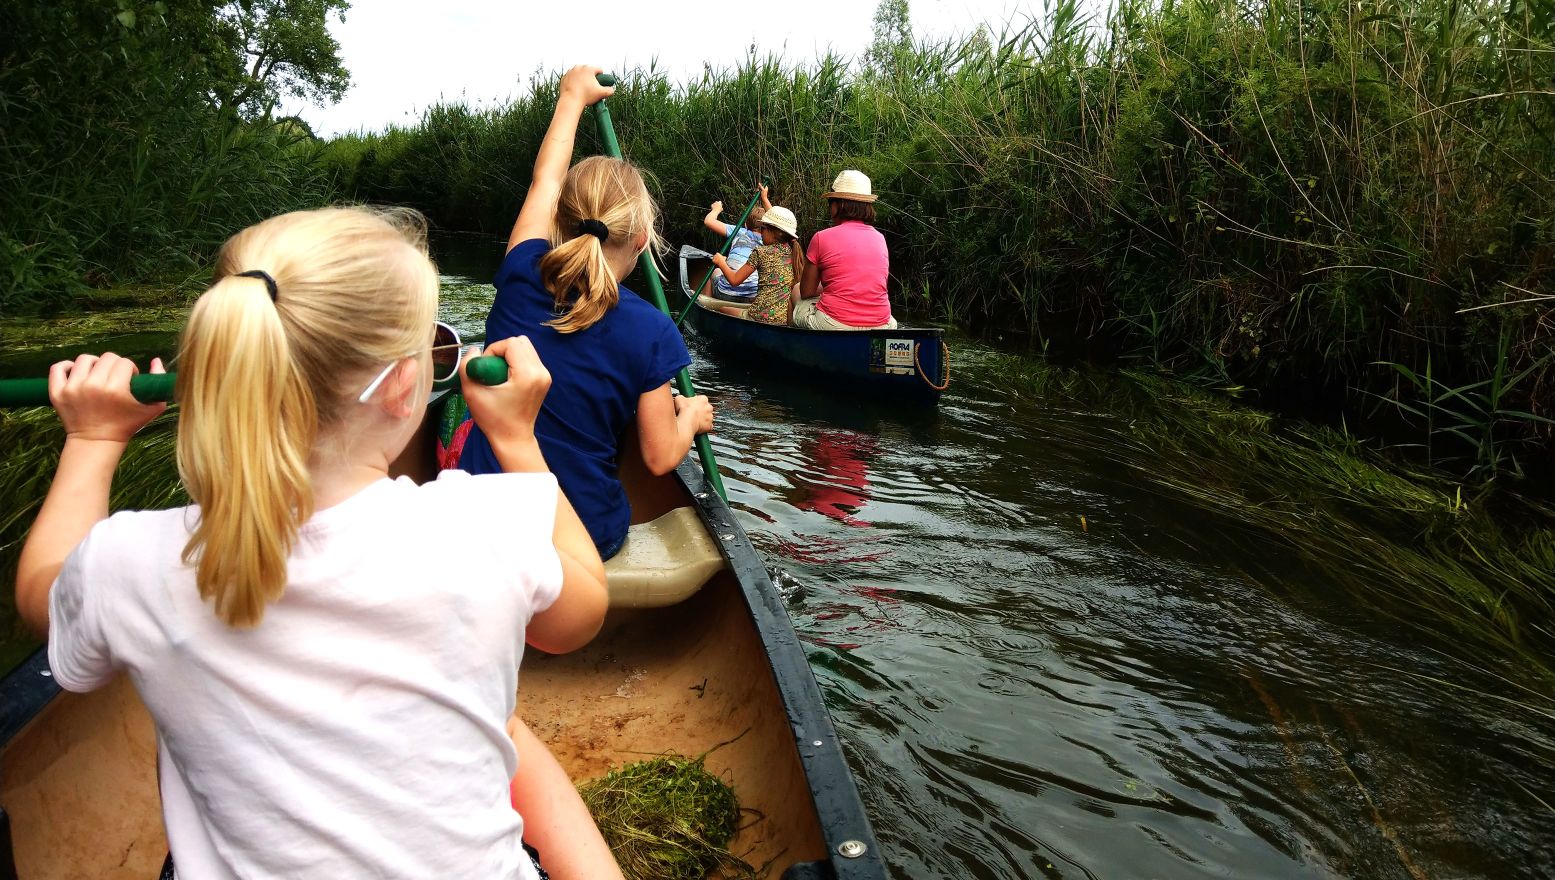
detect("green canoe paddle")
[0,356,510,408]
[674,180,769,329]
[590,73,728,499]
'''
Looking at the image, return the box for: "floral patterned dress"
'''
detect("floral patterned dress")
[744,243,797,325]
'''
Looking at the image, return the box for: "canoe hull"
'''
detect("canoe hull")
[680,249,947,404]
[0,399,886,879]
[689,302,947,404]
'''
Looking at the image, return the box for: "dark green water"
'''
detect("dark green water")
[4,239,1552,879]
[691,349,1554,880]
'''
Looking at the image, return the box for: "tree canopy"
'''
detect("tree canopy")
[214,0,351,118]
[0,0,350,305]
[865,0,912,76]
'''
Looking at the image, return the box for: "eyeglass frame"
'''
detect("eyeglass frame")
[357,320,470,404]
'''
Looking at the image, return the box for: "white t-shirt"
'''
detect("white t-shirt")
[48,470,562,880]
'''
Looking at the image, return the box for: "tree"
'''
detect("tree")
[864,0,912,77]
[213,0,351,118]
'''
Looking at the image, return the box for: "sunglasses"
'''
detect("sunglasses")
[358,321,468,404]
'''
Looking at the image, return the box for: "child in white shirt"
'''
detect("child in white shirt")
[15,205,620,880]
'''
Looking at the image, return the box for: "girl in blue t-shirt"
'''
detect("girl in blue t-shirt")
[459,65,715,560]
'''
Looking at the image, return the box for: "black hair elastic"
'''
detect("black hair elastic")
[576,219,610,244]
[236,269,279,301]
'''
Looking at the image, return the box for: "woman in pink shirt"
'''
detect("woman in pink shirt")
[793,170,898,330]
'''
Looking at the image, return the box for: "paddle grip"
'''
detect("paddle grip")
[596,73,616,87]
[461,355,509,387]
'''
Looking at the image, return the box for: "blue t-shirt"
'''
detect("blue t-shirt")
[712,224,761,297]
[459,239,691,554]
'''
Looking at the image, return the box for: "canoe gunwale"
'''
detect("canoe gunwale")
[0,650,56,751]
[671,458,887,878]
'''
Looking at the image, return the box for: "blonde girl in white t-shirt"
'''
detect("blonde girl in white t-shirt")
[14,206,622,880]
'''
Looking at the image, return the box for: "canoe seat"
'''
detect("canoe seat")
[604,506,726,608]
[679,245,754,315]
[698,293,752,313]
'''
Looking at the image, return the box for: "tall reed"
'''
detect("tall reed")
[327,0,1555,479]
[0,408,184,666]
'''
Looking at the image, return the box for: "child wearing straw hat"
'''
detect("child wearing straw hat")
[794,170,897,331]
[711,204,806,326]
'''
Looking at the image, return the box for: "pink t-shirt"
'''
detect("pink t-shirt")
[805,221,891,327]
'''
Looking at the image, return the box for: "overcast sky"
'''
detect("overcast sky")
[280,0,1051,137]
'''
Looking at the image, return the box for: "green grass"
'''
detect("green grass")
[0,285,192,351]
[577,755,755,880]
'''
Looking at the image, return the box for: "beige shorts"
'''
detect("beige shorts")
[791,298,897,331]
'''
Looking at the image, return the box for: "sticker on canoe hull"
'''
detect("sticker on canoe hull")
[884,338,914,367]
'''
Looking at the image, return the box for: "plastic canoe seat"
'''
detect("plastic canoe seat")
[698,293,752,313]
[604,506,726,608]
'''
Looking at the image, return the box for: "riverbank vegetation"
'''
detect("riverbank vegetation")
[326,0,1555,484]
[0,408,184,672]
[975,348,1555,692]
[0,0,348,312]
[5,0,1553,686]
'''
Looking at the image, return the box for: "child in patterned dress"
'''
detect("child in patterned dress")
[711,205,805,326]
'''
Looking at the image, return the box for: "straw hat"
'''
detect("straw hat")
[759,205,799,239]
[823,169,877,203]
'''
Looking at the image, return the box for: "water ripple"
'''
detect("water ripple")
[692,336,1555,880]
[420,252,1555,880]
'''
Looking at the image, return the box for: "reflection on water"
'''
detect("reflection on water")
[694,347,1554,880]
[790,431,876,527]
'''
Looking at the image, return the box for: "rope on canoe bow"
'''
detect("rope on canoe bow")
[914,339,950,392]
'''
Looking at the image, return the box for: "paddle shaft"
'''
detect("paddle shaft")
[0,357,511,409]
[674,183,768,329]
[591,75,728,500]
[0,373,174,408]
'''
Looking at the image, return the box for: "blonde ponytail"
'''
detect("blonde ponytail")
[177,278,317,627]
[177,207,439,628]
[788,235,806,280]
[540,156,662,334]
[540,232,618,334]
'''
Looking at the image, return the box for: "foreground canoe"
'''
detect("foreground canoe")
[679,246,949,404]
[0,392,886,879]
